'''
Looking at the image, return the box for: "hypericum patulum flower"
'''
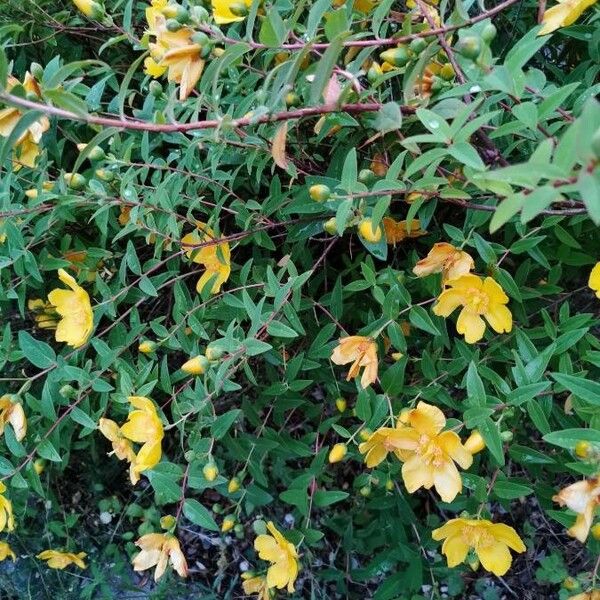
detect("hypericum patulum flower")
[132,533,188,581]
[255,521,299,592]
[181,221,231,295]
[570,591,600,600]
[0,482,14,533]
[331,336,378,388]
[98,418,136,462]
[359,423,413,468]
[538,0,597,35]
[0,73,49,170]
[413,243,475,283]
[432,518,526,576]
[0,542,15,562]
[242,573,270,600]
[121,396,164,485]
[146,13,205,100]
[0,395,26,441]
[589,262,600,299]
[553,478,600,543]
[37,549,87,569]
[389,402,473,502]
[46,268,94,348]
[433,274,512,344]
[212,0,252,25]
[383,217,426,245]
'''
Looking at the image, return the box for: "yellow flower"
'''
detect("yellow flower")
[553,478,600,543]
[359,425,413,468]
[433,274,512,344]
[255,521,299,592]
[37,549,87,569]
[464,430,486,455]
[147,15,205,100]
[132,532,188,581]
[98,418,137,462]
[589,262,600,298]
[0,541,15,562]
[331,336,378,388]
[181,222,231,295]
[121,396,164,485]
[28,298,59,330]
[570,591,600,600]
[358,218,382,243]
[46,268,94,348]
[138,340,156,354]
[383,217,426,245]
[432,518,526,576]
[0,74,49,170]
[413,243,475,283]
[181,355,209,375]
[242,573,270,600]
[221,515,235,532]
[388,402,473,502]
[539,0,597,35]
[0,482,14,533]
[0,395,27,441]
[212,0,252,25]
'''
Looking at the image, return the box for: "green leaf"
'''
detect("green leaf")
[551,373,600,405]
[409,305,441,336]
[183,499,219,531]
[310,33,345,104]
[543,428,600,449]
[18,331,56,369]
[267,320,298,338]
[313,490,349,507]
[374,102,402,132]
[493,479,533,500]
[259,9,286,46]
[211,409,241,440]
[37,439,62,463]
[478,418,505,465]
[244,338,273,356]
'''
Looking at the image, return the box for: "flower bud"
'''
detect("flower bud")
[468,557,480,571]
[500,430,513,442]
[385,479,394,491]
[34,459,45,475]
[575,440,591,458]
[160,515,176,530]
[464,430,485,454]
[328,443,347,464]
[409,37,427,54]
[138,340,156,354]
[72,0,104,19]
[181,355,209,375]
[190,5,209,22]
[221,515,235,533]
[358,168,376,185]
[440,63,455,81]
[357,218,382,243]
[359,485,371,497]
[95,168,114,182]
[229,2,248,17]
[367,61,383,83]
[457,36,481,60]
[234,523,244,537]
[203,462,219,482]
[398,408,411,424]
[63,173,87,190]
[591,523,600,540]
[59,384,77,399]
[323,218,338,235]
[309,184,331,202]
[391,352,403,361]
[285,92,301,107]
[562,577,579,591]
[30,63,44,80]
[379,46,410,67]
[166,18,183,31]
[205,344,224,361]
[359,428,372,441]
[212,503,223,514]
[228,477,241,493]
[335,397,347,413]
[252,519,267,535]
[481,23,497,43]
[77,143,105,161]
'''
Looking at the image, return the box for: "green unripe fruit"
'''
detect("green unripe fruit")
[309,184,331,202]
[431,77,444,93]
[457,36,481,60]
[30,63,44,80]
[409,37,427,55]
[229,2,248,17]
[358,168,376,185]
[191,31,210,47]
[175,6,190,22]
[64,173,87,190]
[323,218,337,236]
[440,63,455,81]
[380,46,410,67]
[481,23,497,43]
[166,18,183,32]
[285,92,301,107]
[190,5,209,22]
